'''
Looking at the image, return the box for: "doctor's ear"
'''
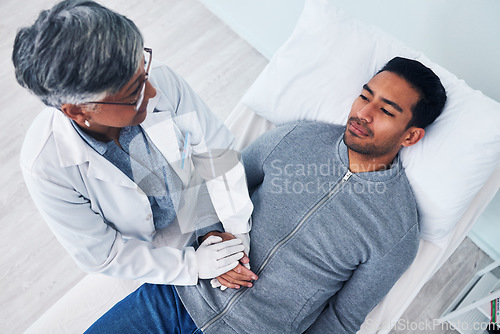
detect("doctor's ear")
[60,104,89,123]
[401,127,425,148]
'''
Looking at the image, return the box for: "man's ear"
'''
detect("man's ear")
[401,127,425,148]
[60,104,87,123]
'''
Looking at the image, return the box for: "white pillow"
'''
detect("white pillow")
[241,0,500,248]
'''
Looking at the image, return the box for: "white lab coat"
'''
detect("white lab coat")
[20,63,253,285]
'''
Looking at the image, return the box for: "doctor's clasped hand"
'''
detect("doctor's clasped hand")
[196,236,245,279]
[201,232,259,289]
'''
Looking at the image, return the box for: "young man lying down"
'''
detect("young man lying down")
[86,57,447,334]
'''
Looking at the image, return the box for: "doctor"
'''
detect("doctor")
[14,0,254,286]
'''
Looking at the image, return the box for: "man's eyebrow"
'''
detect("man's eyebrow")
[363,83,403,113]
[381,98,403,113]
[362,84,374,96]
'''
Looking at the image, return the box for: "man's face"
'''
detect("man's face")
[344,71,421,159]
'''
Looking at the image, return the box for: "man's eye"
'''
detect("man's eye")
[381,108,394,117]
[359,94,368,101]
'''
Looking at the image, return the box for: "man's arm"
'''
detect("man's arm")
[202,122,301,289]
[305,225,419,333]
[242,122,300,190]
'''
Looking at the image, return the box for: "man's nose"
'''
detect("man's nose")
[357,103,375,123]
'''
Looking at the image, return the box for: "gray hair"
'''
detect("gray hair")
[12,0,144,108]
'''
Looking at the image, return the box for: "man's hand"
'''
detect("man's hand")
[200,232,258,289]
[214,261,258,289]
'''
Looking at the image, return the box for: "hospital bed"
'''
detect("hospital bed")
[26,0,500,333]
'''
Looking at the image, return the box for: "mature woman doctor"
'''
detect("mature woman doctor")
[13,0,255,287]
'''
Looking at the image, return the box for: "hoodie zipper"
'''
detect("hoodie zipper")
[200,170,353,332]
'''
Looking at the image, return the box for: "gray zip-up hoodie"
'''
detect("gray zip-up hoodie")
[176,121,419,333]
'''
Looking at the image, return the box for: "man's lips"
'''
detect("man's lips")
[349,120,370,137]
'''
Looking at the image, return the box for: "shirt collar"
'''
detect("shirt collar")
[70,120,109,155]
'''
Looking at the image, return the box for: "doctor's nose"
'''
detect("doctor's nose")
[145,80,157,100]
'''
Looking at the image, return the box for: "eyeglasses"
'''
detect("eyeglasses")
[85,47,153,111]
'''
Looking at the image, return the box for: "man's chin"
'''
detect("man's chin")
[344,132,371,155]
[343,130,361,147]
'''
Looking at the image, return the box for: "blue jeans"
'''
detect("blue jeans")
[85,284,201,334]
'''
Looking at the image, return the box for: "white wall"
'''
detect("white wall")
[197,0,304,60]
[199,0,500,103]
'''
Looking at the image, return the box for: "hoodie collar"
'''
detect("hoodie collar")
[337,130,402,182]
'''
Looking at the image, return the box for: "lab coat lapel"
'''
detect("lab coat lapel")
[52,109,138,189]
[52,108,89,167]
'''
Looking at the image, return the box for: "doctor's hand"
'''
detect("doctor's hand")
[196,235,245,279]
[201,232,258,289]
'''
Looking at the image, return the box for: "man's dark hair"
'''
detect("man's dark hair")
[378,57,447,129]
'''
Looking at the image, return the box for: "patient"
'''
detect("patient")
[86,57,447,334]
